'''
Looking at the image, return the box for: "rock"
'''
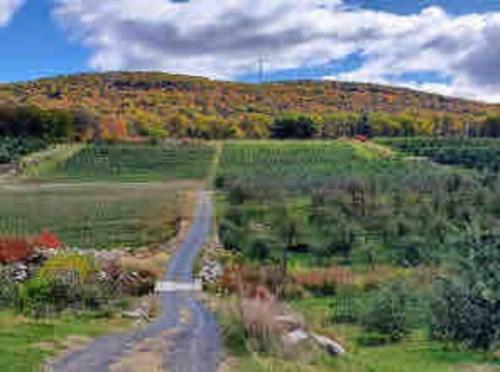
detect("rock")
[122,309,150,322]
[281,329,309,346]
[311,333,346,356]
[199,259,223,285]
[274,315,303,332]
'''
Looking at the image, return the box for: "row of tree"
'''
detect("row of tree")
[2,105,500,141]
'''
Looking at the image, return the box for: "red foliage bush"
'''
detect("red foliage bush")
[0,230,62,264]
[33,230,62,249]
[0,237,33,264]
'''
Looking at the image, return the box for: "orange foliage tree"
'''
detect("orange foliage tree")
[99,115,129,141]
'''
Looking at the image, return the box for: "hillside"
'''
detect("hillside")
[0,72,498,139]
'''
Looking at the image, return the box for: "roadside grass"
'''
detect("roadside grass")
[0,182,194,248]
[0,310,131,372]
[24,142,216,183]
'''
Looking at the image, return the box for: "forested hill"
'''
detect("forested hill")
[0,71,499,139]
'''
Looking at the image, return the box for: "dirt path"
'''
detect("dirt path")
[48,191,221,372]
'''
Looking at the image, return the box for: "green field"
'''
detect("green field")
[0,182,192,248]
[0,311,131,372]
[218,140,368,192]
[25,142,216,183]
[0,141,215,248]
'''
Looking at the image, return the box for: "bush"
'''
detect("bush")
[219,219,243,253]
[431,278,499,350]
[38,253,98,284]
[0,266,18,308]
[430,236,500,350]
[17,276,110,317]
[359,281,420,343]
[245,237,273,262]
[0,237,33,264]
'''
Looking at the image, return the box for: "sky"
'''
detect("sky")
[1,0,500,102]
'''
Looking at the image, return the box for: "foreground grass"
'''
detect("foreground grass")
[0,182,194,248]
[0,311,131,372]
[25,142,216,183]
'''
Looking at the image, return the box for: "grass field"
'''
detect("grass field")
[0,141,213,248]
[0,182,195,248]
[24,142,216,183]
[0,311,131,372]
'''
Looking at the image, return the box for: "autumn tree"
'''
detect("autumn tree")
[99,115,129,142]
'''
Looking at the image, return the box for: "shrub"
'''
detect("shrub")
[0,266,18,308]
[32,230,62,249]
[38,253,98,284]
[431,278,499,350]
[430,236,500,350]
[359,281,420,342]
[0,237,33,264]
[219,219,243,253]
[17,276,110,317]
[245,237,273,262]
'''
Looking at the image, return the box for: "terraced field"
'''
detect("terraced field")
[24,142,216,183]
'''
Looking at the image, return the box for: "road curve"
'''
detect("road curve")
[50,191,221,372]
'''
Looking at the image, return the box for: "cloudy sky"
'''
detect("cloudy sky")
[1,0,500,102]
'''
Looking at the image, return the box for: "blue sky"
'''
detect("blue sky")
[1,0,500,102]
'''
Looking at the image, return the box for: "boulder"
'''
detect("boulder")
[311,333,346,356]
[281,329,309,346]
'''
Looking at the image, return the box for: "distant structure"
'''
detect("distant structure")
[258,56,267,83]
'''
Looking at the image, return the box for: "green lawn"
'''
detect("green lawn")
[0,311,131,372]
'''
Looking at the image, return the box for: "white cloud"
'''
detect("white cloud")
[53,0,500,102]
[0,0,24,26]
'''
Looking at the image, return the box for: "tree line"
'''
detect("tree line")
[2,105,500,141]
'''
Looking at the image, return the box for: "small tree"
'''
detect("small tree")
[360,281,420,343]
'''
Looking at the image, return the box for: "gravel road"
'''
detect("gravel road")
[49,191,221,372]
